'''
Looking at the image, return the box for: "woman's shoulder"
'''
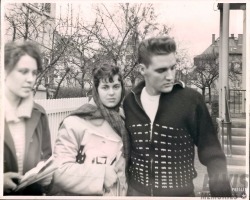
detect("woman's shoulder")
[33,102,46,114]
[63,115,105,128]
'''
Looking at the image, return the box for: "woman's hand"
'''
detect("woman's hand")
[38,174,53,186]
[104,166,117,192]
[4,172,23,193]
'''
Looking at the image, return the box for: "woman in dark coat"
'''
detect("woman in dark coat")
[4,41,52,195]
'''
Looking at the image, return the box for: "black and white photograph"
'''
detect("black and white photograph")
[0,0,249,199]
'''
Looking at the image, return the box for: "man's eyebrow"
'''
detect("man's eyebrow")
[170,63,177,68]
[155,64,177,70]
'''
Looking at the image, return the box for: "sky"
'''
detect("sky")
[155,1,244,58]
[56,1,244,60]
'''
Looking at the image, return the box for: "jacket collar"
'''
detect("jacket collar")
[4,121,18,171]
[4,103,43,164]
[5,95,34,123]
[24,105,42,156]
[131,80,185,103]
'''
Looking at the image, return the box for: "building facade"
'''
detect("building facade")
[194,33,243,93]
[4,3,57,98]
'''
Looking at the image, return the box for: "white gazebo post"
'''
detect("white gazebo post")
[219,8,223,118]
[241,9,246,113]
[219,3,230,119]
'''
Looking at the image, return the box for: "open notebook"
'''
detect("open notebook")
[15,156,59,191]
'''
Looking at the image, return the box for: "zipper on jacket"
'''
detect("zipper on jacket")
[132,90,154,196]
[149,123,154,196]
[150,158,153,196]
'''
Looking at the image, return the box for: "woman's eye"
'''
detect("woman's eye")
[18,69,28,74]
[114,85,121,89]
[102,86,108,90]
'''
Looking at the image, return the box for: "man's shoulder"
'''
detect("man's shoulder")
[124,90,134,102]
[176,86,202,96]
[173,86,204,103]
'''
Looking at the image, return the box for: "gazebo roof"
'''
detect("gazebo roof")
[217,3,246,10]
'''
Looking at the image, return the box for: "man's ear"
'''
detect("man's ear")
[138,64,146,75]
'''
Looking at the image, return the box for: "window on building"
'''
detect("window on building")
[44,3,51,13]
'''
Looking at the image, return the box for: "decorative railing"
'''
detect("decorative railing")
[217,87,232,156]
[229,89,246,114]
[224,87,232,156]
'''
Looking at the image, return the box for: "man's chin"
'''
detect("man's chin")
[161,86,173,93]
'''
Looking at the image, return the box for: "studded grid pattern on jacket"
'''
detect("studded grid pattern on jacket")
[123,81,232,197]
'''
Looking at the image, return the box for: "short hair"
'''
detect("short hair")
[4,41,42,74]
[93,64,123,89]
[138,36,176,66]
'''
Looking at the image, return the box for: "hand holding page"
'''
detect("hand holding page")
[15,156,59,191]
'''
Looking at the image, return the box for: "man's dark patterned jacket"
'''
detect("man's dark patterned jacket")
[123,81,232,197]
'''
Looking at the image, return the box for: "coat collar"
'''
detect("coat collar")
[24,104,43,157]
[4,121,18,171]
[5,94,34,123]
[131,80,185,102]
[4,103,43,165]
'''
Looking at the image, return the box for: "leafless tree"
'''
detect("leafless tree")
[82,3,172,88]
[4,3,94,98]
[4,3,193,98]
[192,53,219,103]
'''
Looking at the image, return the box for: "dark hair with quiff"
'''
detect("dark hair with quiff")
[138,36,176,66]
[4,41,42,74]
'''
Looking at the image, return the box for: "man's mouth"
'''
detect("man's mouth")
[107,98,116,102]
[163,83,173,87]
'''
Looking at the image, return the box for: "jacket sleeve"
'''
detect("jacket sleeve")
[52,118,106,195]
[193,94,232,197]
[41,113,52,160]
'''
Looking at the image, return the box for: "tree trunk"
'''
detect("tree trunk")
[202,88,205,97]
[208,86,212,104]
[81,73,87,97]
[54,69,70,98]
[130,76,136,89]
[12,21,16,41]
[24,8,29,40]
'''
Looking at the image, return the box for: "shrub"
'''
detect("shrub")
[55,87,88,99]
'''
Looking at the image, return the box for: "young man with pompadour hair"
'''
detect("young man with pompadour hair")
[123,36,232,197]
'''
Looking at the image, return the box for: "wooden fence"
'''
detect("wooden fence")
[35,97,89,147]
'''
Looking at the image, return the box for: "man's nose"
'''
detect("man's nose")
[165,71,174,80]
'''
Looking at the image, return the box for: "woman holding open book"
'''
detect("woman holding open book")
[52,64,129,196]
[3,41,52,195]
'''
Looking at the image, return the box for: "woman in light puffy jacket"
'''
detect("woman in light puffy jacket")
[52,64,129,196]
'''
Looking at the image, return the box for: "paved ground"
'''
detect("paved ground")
[193,147,209,197]
[193,147,248,198]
